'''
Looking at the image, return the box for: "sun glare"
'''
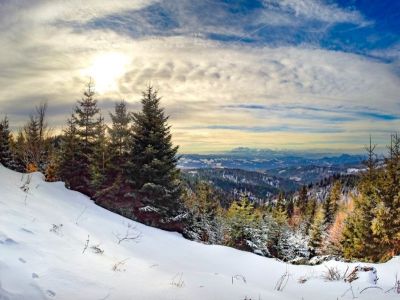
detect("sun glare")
[82,52,129,94]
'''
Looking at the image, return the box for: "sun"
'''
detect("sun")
[82,52,130,94]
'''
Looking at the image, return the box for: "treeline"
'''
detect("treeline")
[0,84,399,262]
[183,136,400,262]
[0,83,183,230]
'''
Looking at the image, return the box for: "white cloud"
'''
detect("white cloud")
[0,1,397,152]
[264,0,369,25]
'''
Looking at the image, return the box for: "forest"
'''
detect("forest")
[0,82,399,263]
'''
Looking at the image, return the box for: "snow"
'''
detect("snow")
[0,165,399,300]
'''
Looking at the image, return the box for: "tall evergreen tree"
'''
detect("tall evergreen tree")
[323,181,341,225]
[13,130,27,172]
[0,116,16,169]
[90,115,108,190]
[370,134,400,260]
[58,116,81,190]
[308,205,326,256]
[70,81,101,195]
[183,182,223,243]
[342,138,380,261]
[297,185,308,215]
[128,86,182,222]
[95,101,132,204]
[24,115,41,171]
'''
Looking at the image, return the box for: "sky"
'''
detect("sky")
[0,0,399,153]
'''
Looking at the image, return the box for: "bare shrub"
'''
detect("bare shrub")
[82,235,90,254]
[275,268,290,291]
[171,273,185,288]
[90,244,104,255]
[232,274,247,285]
[323,266,343,281]
[113,223,142,244]
[112,258,129,272]
[49,224,63,236]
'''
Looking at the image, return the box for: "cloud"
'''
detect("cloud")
[263,0,368,25]
[0,1,398,153]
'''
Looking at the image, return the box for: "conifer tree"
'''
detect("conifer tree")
[297,185,308,215]
[323,181,341,225]
[128,86,182,221]
[226,197,260,249]
[273,192,288,224]
[13,130,27,172]
[68,81,101,195]
[0,116,16,169]
[108,101,131,162]
[342,138,380,261]
[183,182,223,243]
[58,117,81,190]
[24,115,41,171]
[370,134,400,260]
[90,115,108,190]
[304,197,317,235]
[308,205,326,255]
[95,101,131,203]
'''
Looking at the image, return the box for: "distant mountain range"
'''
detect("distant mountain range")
[179,148,366,201]
[179,148,365,172]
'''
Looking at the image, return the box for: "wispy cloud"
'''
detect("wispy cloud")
[0,1,398,152]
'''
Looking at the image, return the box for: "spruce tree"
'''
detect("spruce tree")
[0,116,16,169]
[183,182,223,243]
[24,115,41,171]
[69,81,101,195]
[297,185,308,215]
[90,115,108,191]
[308,205,326,256]
[323,181,341,225]
[58,117,81,190]
[95,101,131,204]
[13,130,27,172]
[128,86,182,221]
[370,134,400,260]
[342,138,379,261]
[226,197,260,249]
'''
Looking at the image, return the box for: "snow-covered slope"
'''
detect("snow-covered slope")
[0,165,399,300]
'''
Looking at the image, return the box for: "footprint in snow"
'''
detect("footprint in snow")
[21,228,34,234]
[0,237,17,245]
[46,290,56,297]
[18,258,26,263]
[32,273,39,279]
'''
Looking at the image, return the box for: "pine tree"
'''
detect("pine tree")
[0,116,16,169]
[297,185,308,215]
[323,181,341,225]
[108,101,131,162]
[304,197,317,235]
[342,138,380,261]
[90,115,108,191]
[67,81,101,195]
[24,115,41,171]
[58,117,81,190]
[273,192,288,225]
[183,182,223,243]
[95,101,131,204]
[128,86,182,221]
[226,197,260,249]
[308,205,326,256]
[13,130,27,172]
[370,134,400,260]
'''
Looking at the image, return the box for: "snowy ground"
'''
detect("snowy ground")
[0,165,399,300]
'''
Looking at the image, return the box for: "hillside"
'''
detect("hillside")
[0,165,399,300]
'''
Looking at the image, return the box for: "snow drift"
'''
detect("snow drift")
[0,165,399,300]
